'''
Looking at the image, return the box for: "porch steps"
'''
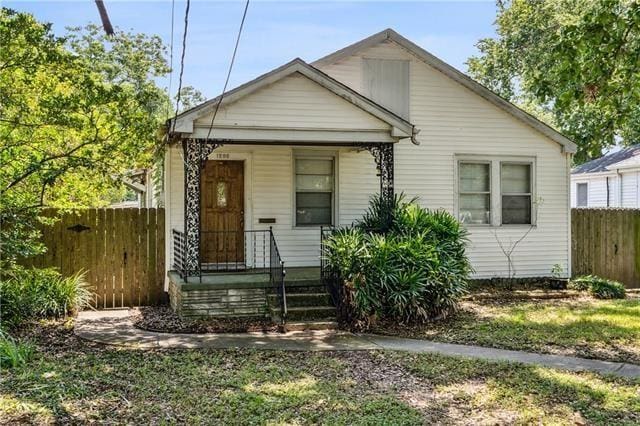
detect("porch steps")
[268,268,337,327]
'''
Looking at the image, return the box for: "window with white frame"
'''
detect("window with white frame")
[501,163,532,224]
[458,162,491,224]
[295,157,334,226]
[457,158,534,226]
[576,183,588,207]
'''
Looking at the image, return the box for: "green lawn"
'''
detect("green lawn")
[373,295,640,364]
[1,320,639,424]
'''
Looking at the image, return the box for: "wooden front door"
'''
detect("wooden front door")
[201,160,244,265]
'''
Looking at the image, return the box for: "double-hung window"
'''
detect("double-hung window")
[458,162,491,224]
[295,157,334,226]
[501,163,532,224]
[457,158,534,226]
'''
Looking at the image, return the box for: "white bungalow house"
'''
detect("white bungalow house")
[163,29,577,320]
[571,145,640,208]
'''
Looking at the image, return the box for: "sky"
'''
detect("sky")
[4,0,499,99]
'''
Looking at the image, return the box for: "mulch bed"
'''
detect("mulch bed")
[130,306,282,334]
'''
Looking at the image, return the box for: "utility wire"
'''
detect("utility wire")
[171,0,191,134]
[167,0,176,119]
[205,0,250,140]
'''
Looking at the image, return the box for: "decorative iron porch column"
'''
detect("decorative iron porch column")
[183,138,221,276]
[361,142,395,229]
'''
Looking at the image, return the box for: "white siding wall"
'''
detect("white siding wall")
[621,171,640,207]
[318,40,571,278]
[570,174,618,207]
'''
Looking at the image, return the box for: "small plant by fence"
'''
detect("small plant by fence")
[24,208,165,308]
[572,208,640,288]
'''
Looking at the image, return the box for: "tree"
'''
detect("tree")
[176,86,206,113]
[467,0,640,163]
[0,9,170,268]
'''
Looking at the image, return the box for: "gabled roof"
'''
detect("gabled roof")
[314,28,577,154]
[169,58,417,143]
[572,144,640,174]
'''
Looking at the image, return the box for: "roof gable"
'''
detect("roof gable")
[170,58,416,142]
[314,28,577,154]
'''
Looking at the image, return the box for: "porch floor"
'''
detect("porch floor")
[168,267,320,290]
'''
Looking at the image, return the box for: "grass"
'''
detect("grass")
[372,294,640,364]
[0,320,639,424]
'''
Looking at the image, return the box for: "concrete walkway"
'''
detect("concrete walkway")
[75,310,640,379]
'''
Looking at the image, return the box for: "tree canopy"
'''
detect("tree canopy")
[0,9,170,266]
[467,0,640,163]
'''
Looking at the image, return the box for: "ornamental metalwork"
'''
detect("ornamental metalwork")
[183,138,222,275]
[358,142,395,230]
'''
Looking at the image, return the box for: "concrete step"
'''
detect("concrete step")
[274,306,336,322]
[283,282,326,294]
[284,321,338,332]
[269,293,332,308]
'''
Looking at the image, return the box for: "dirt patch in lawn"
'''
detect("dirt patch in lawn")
[130,306,281,334]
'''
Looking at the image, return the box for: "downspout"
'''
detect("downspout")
[606,176,610,207]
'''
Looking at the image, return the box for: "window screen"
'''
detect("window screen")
[458,162,491,224]
[363,58,410,119]
[295,158,333,226]
[501,163,532,224]
[576,183,588,207]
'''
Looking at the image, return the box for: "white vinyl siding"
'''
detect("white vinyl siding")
[362,58,410,119]
[318,39,570,278]
[570,174,619,207]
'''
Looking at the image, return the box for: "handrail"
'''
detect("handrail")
[269,226,287,322]
[320,226,339,306]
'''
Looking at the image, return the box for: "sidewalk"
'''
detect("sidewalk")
[76,310,640,379]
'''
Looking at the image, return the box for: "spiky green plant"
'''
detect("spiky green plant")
[0,331,34,368]
[324,194,473,328]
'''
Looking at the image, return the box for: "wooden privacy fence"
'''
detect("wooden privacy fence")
[572,208,640,288]
[25,208,165,308]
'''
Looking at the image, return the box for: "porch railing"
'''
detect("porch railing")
[269,228,287,322]
[172,229,187,279]
[171,228,287,321]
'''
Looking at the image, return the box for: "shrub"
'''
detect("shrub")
[569,275,626,299]
[0,331,34,368]
[324,194,472,328]
[0,268,91,328]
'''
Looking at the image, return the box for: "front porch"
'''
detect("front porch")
[165,58,417,321]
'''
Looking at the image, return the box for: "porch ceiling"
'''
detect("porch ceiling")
[168,58,418,145]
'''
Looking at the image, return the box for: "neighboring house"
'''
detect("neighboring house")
[163,29,576,318]
[110,169,157,208]
[571,145,640,208]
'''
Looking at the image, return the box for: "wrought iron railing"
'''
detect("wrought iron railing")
[199,230,272,274]
[269,227,287,322]
[171,227,287,321]
[172,229,187,279]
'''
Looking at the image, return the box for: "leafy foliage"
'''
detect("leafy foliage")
[0,331,33,368]
[0,268,91,329]
[570,275,626,299]
[324,195,472,328]
[467,0,640,163]
[0,9,170,269]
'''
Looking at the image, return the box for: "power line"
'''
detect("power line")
[205,0,250,140]
[167,0,176,119]
[171,0,191,133]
